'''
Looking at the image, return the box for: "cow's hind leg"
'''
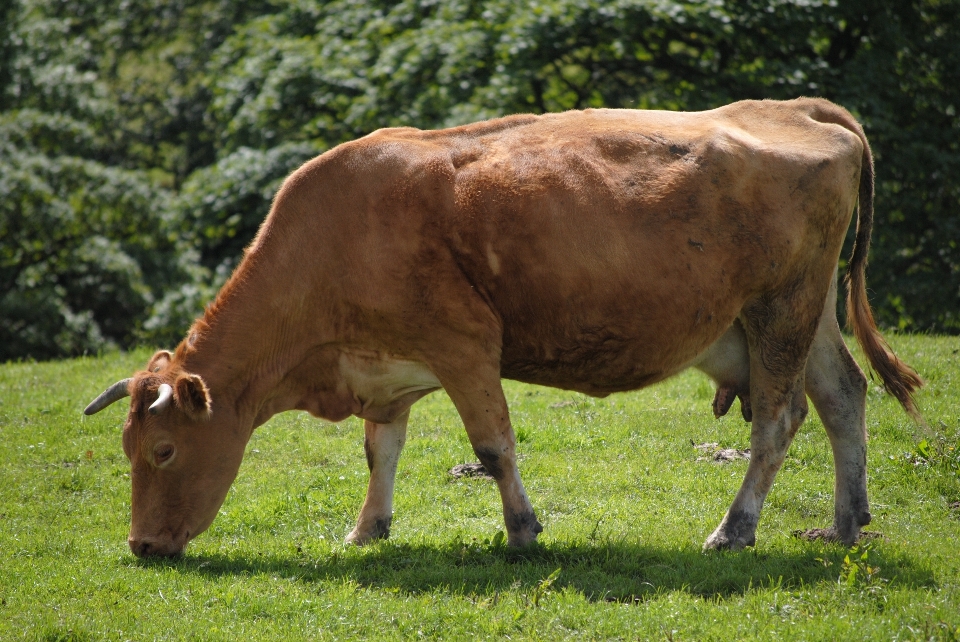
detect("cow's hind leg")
[704,370,808,550]
[703,294,820,551]
[346,411,409,545]
[803,276,871,545]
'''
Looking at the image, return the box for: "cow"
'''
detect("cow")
[85,97,922,558]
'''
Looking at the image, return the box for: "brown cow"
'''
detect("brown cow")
[85,98,921,557]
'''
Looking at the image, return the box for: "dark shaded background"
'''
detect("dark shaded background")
[2,0,958,361]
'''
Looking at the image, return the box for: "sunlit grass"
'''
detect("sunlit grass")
[1,336,958,640]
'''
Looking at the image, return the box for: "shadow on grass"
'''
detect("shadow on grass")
[138,537,936,602]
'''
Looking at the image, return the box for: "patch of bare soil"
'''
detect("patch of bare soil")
[792,529,884,542]
[693,442,751,462]
[949,501,960,510]
[793,528,836,542]
[449,463,494,480]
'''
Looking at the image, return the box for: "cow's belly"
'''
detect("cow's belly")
[499,313,740,396]
[494,268,746,395]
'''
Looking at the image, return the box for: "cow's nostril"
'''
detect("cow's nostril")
[129,538,153,558]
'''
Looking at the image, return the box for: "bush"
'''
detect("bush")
[2,0,958,361]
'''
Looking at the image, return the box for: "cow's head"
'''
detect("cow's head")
[85,350,247,557]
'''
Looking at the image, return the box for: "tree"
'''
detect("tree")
[0,110,180,359]
[2,0,958,361]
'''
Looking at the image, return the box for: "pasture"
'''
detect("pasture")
[2,335,958,640]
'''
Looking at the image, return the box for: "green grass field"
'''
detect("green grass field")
[2,335,959,640]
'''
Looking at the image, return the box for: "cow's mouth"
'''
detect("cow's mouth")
[128,529,190,558]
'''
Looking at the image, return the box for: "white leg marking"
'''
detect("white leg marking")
[346,411,409,545]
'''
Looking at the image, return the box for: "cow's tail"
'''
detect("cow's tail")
[839,113,924,420]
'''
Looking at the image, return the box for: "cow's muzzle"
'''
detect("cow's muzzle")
[128,533,187,558]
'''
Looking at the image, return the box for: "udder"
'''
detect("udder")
[692,319,752,422]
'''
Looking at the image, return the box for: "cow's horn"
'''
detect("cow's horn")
[84,378,133,415]
[149,383,174,415]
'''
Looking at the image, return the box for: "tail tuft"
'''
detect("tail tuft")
[845,266,924,420]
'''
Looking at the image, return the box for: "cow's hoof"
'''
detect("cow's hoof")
[507,531,541,547]
[703,526,756,552]
[345,516,391,545]
[703,510,758,552]
[506,510,543,547]
[702,532,755,551]
[835,510,872,545]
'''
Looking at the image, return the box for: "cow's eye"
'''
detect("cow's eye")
[154,443,176,466]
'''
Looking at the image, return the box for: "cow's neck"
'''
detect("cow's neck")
[174,255,354,429]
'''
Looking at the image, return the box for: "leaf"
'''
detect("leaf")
[846,565,859,587]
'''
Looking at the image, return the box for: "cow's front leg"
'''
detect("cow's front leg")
[346,411,409,545]
[441,369,541,547]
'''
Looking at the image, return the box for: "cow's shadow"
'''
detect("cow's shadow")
[143,537,936,601]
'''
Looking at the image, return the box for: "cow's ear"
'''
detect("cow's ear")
[147,350,173,373]
[174,373,212,420]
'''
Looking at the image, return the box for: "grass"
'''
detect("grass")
[1,335,959,640]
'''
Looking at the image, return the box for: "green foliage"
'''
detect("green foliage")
[0,0,285,358]
[1,0,959,360]
[908,434,960,477]
[176,142,321,274]
[841,544,884,589]
[0,110,181,360]
[820,542,888,591]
